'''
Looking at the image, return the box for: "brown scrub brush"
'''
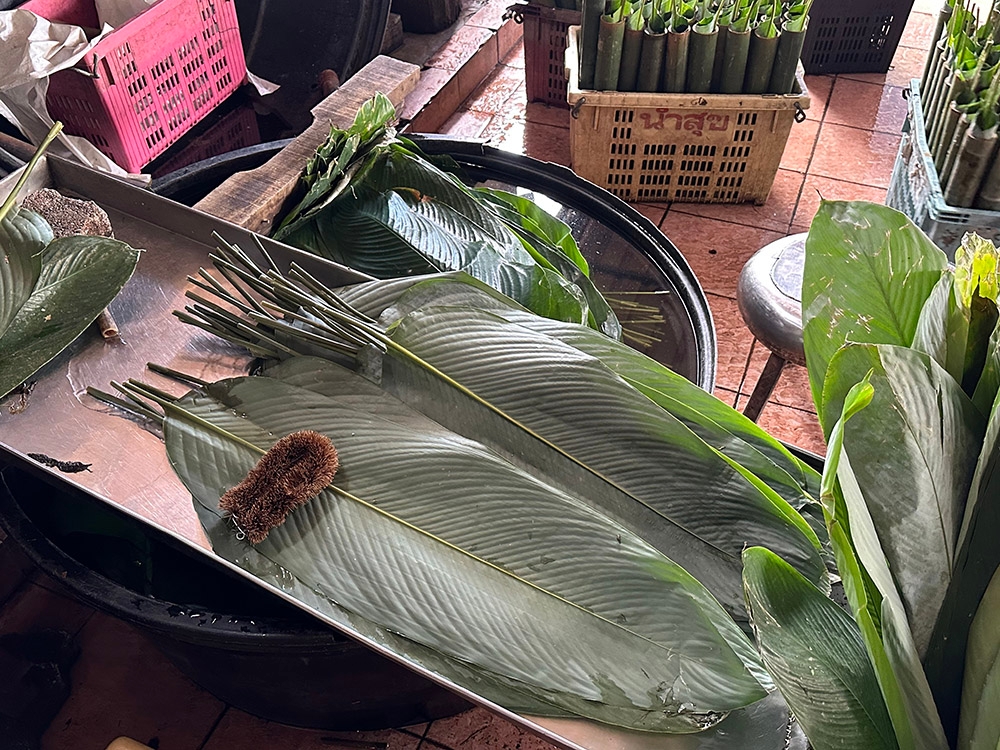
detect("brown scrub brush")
[220,430,339,544]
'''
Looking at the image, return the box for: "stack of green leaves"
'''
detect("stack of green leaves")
[920,0,1000,209]
[272,94,620,341]
[97,231,836,738]
[0,125,140,400]
[741,201,1000,750]
[578,0,812,94]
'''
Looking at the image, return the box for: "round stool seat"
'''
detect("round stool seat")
[737,232,807,367]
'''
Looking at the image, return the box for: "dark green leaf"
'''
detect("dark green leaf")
[742,546,898,750]
[802,201,948,429]
[0,235,139,399]
[0,208,50,332]
[821,343,984,657]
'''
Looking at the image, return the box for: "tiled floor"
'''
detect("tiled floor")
[0,4,944,749]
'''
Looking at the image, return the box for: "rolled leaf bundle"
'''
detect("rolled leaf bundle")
[744,3,780,95]
[687,6,720,93]
[768,13,808,94]
[664,24,691,92]
[617,14,645,90]
[944,121,998,207]
[720,26,751,92]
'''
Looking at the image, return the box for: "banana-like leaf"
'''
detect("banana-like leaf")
[972,320,1000,415]
[158,371,770,730]
[821,379,948,750]
[742,546,898,750]
[0,228,140,399]
[924,383,1000,739]
[370,275,819,510]
[477,187,590,274]
[959,565,1000,750]
[374,302,826,617]
[0,209,49,332]
[802,201,948,429]
[821,343,984,658]
[338,271,820,511]
[315,191,592,327]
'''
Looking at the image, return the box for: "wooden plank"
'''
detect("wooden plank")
[195,55,421,233]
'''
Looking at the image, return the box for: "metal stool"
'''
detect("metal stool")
[737,233,807,422]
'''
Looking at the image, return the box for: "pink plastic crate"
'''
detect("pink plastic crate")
[22,0,248,172]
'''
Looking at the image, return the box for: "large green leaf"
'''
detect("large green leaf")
[923,382,1000,740]
[802,201,948,428]
[821,343,984,657]
[160,371,769,730]
[0,208,50,333]
[316,191,592,327]
[742,546,898,750]
[0,234,139,399]
[822,379,948,750]
[959,565,1000,750]
[375,303,826,617]
[371,274,819,509]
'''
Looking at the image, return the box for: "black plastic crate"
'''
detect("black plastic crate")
[800,0,916,75]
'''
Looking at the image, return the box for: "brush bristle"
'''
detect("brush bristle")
[220,430,339,544]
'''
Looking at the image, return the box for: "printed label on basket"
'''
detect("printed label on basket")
[638,110,731,135]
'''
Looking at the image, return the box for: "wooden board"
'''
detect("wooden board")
[194,54,421,232]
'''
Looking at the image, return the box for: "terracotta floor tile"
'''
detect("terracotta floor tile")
[657,212,783,299]
[440,109,494,139]
[423,707,559,750]
[525,101,570,127]
[899,11,937,50]
[465,64,524,114]
[704,293,759,393]
[500,120,571,165]
[825,79,908,135]
[41,613,225,750]
[714,385,742,411]
[839,45,928,89]
[497,18,524,61]
[426,25,496,72]
[793,173,889,227]
[669,169,804,233]
[634,202,667,227]
[503,42,525,69]
[808,122,900,188]
[202,709,425,750]
[457,37,501,100]
[400,68,464,125]
[802,74,834,121]
[0,582,93,637]
[467,0,510,31]
[780,117,821,173]
[755,401,827,455]
[739,342,816,413]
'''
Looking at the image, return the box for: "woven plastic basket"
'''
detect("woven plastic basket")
[886,80,1000,258]
[513,3,580,108]
[800,0,915,75]
[565,27,810,205]
[22,0,248,172]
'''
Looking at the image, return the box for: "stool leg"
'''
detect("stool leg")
[743,351,787,422]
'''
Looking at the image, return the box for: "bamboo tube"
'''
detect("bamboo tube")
[687,25,719,93]
[618,24,645,91]
[711,22,731,92]
[941,113,972,187]
[922,2,955,93]
[974,149,1000,208]
[580,0,606,89]
[664,26,691,93]
[745,26,780,94]
[943,120,998,207]
[768,19,806,94]
[595,14,626,91]
[931,71,970,157]
[927,56,956,138]
[720,26,751,93]
[936,100,970,171]
[637,28,667,91]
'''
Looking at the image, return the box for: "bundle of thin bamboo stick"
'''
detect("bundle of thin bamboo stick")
[921,0,1000,209]
[578,0,812,94]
